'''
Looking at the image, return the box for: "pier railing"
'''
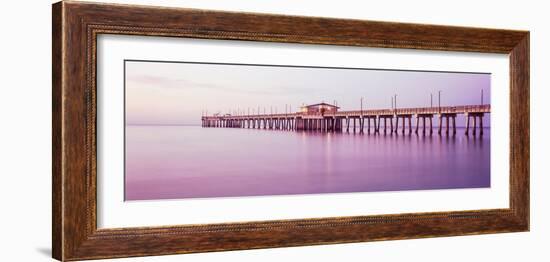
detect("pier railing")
[204,104,490,120]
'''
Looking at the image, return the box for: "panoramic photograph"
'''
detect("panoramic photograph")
[124,60,491,201]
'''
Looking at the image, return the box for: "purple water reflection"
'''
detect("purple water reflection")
[125,125,490,201]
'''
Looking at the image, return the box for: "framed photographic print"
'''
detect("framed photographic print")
[52,1,529,261]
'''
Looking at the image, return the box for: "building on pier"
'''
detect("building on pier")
[300,103,339,115]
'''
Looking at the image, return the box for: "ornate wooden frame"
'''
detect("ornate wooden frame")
[52,1,529,261]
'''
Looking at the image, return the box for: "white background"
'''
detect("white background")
[0,0,546,261]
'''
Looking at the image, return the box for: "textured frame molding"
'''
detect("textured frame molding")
[52,1,529,261]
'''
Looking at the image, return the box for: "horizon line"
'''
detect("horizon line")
[126,123,492,128]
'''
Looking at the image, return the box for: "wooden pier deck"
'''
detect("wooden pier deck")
[202,104,490,136]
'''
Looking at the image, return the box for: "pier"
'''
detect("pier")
[202,103,490,136]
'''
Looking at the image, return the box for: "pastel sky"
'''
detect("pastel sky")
[125,60,490,126]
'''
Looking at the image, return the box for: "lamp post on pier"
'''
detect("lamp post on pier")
[438,90,442,113]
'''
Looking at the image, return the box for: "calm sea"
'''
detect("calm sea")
[125,125,490,200]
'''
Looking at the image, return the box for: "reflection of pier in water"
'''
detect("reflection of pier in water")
[201,103,490,136]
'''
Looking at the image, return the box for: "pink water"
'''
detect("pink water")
[125,125,490,201]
